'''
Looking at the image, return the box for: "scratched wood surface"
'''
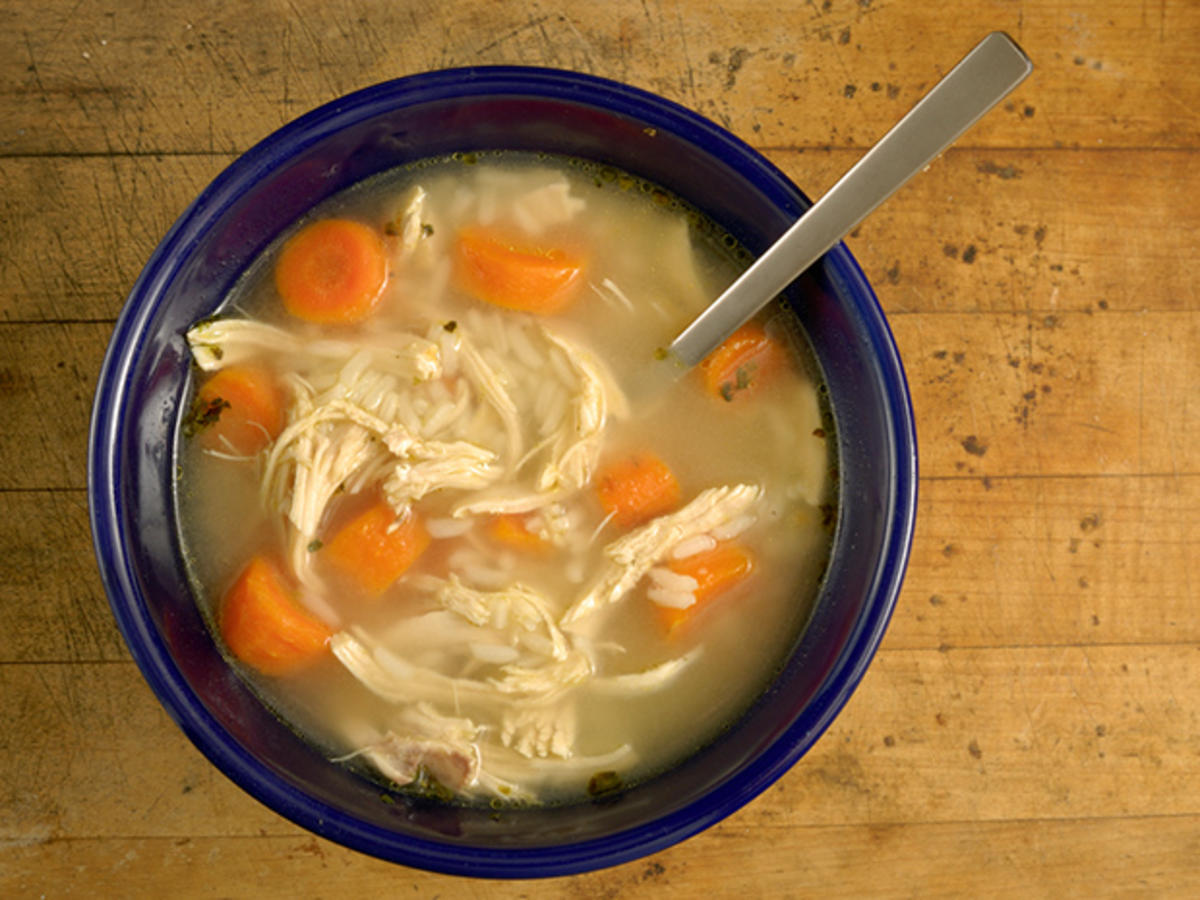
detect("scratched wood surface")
[2,0,1198,896]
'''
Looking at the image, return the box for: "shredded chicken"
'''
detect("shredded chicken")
[391,185,428,257]
[431,575,570,661]
[500,703,577,760]
[186,318,441,381]
[591,647,705,695]
[561,484,763,628]
[331,630,502,706]
[536,329,627,493]
[381,428,499,513]
[353,732,481,792]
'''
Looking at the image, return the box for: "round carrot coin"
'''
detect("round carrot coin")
[274,218,388,324]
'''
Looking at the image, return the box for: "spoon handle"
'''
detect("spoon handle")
[669,31,1033,368]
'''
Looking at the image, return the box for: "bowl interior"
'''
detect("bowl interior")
[89,67,916,878]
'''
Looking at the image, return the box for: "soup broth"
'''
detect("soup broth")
[177,153,835,805]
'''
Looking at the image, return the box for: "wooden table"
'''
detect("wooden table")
[3,1,1197,895]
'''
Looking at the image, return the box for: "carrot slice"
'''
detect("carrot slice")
[322,500,431,596]
[699,322,788,403]
[488,513,551,554]
[595,452,682,528]
[219,556,332,676]
[454,227,585,314]
[191,364,285,455]
[658,542,755,633]
[274,218,388,323]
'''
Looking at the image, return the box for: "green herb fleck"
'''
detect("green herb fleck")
[421,222,435,237]
[587,770,623,799]
[183,395,230,437]
[653,346,669,361]
[307,539,323,553]
[734,364,755,390]
[819,503,836,529]
[443,320,458,333]
[719,382,735,402]
[405,766,455,803]
[383,220,400,236]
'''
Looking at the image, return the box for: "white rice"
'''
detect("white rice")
[421,396,464,437]
[485,310,512,355]
[547,345,577,389]
[711,513,756,541]
[647,567,700,592]
[425,516,475,539]
[533,376,556,421]
[394,392,421,435]
[565,556,587,584]
[462,564,514,590]
[647,586,697,609]
[670,534,718,560]
[508,321,545,370]
[518,631,555,657]
[511,201,540,235]
[540,384,569,437]
[477,185,497,225]
[438,327,460,377]
[469,642,521,665]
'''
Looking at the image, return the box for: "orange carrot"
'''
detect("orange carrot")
[699,322,788,403]
[658,542,755,633]
[191,364,286,455]
[322,500,431,596]
[274,218,388,324]
[488,513,551,553]
[595,452,681,528]
[453,227,585,314]
[219,555,332,676]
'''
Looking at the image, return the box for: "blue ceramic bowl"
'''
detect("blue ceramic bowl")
[88,67,916,878]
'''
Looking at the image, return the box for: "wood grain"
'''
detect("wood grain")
[4,816,1200,899]
[4,1,1199,156]
[2,0,1198,895]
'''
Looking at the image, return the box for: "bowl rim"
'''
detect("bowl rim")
[88,64,917,878]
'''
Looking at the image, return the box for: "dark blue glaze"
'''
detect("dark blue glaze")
[88,67,917,878]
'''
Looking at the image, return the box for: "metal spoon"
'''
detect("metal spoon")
[667,31,1033,369]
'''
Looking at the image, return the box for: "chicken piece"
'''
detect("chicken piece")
[561,484,762,627]
[331,630,503,707]
[388,184,429,257]
[536,329,628,494]
[500,703,577,760]
[433,575,569,661]
[381,427,499,513]
[489,651,592,699]
[591,647,704,695]
[186,318,441,381]
[261,397,392,540]
[356,732,481,793]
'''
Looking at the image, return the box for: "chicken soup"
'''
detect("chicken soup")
[177,153,835,805]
